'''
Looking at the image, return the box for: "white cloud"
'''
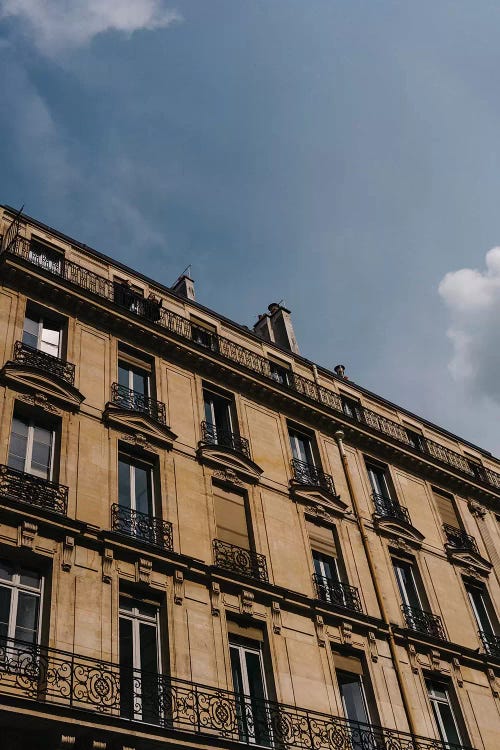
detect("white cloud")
[0,0,180,54]
[439,248,500,401]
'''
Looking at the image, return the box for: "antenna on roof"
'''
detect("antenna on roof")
[179,264,192,279]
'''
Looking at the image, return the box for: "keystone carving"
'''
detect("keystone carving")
[407,644,418,674]
[315,615,326,647]
[136,557,152,585]
[340,621,352,645]
[210,581,221,616]
[368,631,379,662]
[61,536,75,572]
[213,468,244,486]
[240,589,254,616]
[18,392,61,415]
[271,601,282,634]
[174,570,184,605]
[452,657,464,687]
[468,500,486,518]
[19,520,37,549]
[102,548,114,584]
[120,432,153,451]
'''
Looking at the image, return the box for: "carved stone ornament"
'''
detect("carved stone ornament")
[174,569,184,605]
[429,649,442,673]
[136,557,152,585]
[315,615,326,647]
[19,520,37,549]
[92,742,107,750]
[210,581,221,616]
[18,392,61,415]
[368,631,379,662]
[58,737,76,749]
[240,589,254,616]
[272,601,282,634]
[407,644,418,674]
[340,621,353,645]
[120,432,153,451]
[487,668,499,699]
[102,547,114,584]
[62,536,75,572]
[452,657,464,688]
[468,499,486,518]
[212,468,244,486]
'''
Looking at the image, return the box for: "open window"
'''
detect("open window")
[426,678,467,747]
[393,557,445,639]
[268,356,293,387]
[191,317,219,352]
[308,522,360,610]
[464,581,499,656]
[22,302,65,359]
[333,650,379,748]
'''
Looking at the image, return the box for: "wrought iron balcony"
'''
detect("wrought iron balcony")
[0,464,68,515]
[479,631,500,659]
[111,382,166,425]
[443,524,479,553]
[213,539,269,582]
[201,421,251,458]
[372,493,412,525]
[111,504,173,550]
[0,636,475,750]
[402,605,446,641]
[5,218,500,497]
[291,458,336,496]
[191,323,219,352]
[13,340,75,385]
[313,573,362,612]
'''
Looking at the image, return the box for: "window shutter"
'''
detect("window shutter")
[214,486,249,549]
[433,490,460,528]
[332,651,364,675]
[306,521,337,557]
[227,618,264,642]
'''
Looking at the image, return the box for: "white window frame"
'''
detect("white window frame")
[119,456,156,516]
[10,417,55,480]
[289,430,315,466]
[427,680,464,746]
[393,561,424,610]
[367,465,391,499]
[118,360,150,397]
[0,565,43,644]
[24,313,62,357]
[204,390,234,433]
[466,584,496,635]
[338,670,373,726]
[313,550,341,583]
[230,640,271,746]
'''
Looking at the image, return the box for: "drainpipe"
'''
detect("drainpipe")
[334,430,418,736]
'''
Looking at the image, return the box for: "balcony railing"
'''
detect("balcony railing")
[111,382,166,425]
[111,504,173,550]
[313,574,362,612]
[0,636,474,750]
[201,421,251,458]
[4,227,500,497]
[213,539,269,582]
[402,605,446,641]
[443,524,479,554]
[479,631,500,658]
[372,493,412,525]
[0,464,68,515]
[291,458,337,496]
[113,282,162,322]
[12,340,75,385]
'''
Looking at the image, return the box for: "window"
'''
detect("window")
[465,583,498,644]
[0,561,42,644]
[433,489,461,529]
[28,239,62,275]
[426,679,465,747]
[191,318,218,352]
[118,358,150,398]
[289,427,315,467]
[392,558,444,638]
[405,427,426,452]
[341,396,363,421]
[229,627,271,746]
[214,485,250,551]
[268,358,293,387]
[366,463,392,500]
[23,306,62,358]
[119,597,161,723]
[309,522,340,588]
[8,413,55,480]
[393,559,425,611]
[467,459,487,483]
[204,388,234,441]
[118,454,156,518]
[334,651,378,748]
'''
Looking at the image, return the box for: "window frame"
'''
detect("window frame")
[392,558,426,611]
[118,452,157,518]
[8,413,56,481]
[23,310,63,359]
[426,678,465,747]
[0,562,44,645]
[288,425,317,467]
[465,581,498,637]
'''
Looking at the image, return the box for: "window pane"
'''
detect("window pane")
[19,569,41,589]
[0,586,12,640]
[468,587,494,635]
[338,671,370,724]
[118,363,130,389]
[230,646,244,694]
[40,324,60,356]
[139,621,160,723]
[14,592,39,643]
[22,316,39,348]
[118,459,131,508]
[119,617,134,718]
[394,563,421,609]
[435,702,462,745]
[30,426,53,478]
[132,370,148,395]
[134,465,152,515]
[0,562,14,581]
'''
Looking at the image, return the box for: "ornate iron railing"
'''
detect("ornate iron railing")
[0,464,68,515]
[111,382,166,425]
[402,605,446,641]
[479,631,500,658]
[213,539,269,582]
[372,493,412,525]
[4,227,500,497]
[12,340,75,385]
[291,458,336,496]
[313,574,362,612]
[0,636,474,750]
[201,421,251,458]
[111,504,173,550]
[443,524,479,554]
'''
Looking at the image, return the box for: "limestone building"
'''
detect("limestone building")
[0,205,499,750]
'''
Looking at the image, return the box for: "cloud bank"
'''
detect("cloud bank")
[439,248,500,401]
[0,0,180,54]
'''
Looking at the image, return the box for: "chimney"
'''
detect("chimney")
[171,274,195,301]
[253,302,300,354]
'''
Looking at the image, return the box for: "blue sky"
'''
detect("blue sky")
[1,1,500,453]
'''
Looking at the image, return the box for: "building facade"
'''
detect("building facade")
[0,205,499,750]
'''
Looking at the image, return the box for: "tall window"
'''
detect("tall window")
[230,634,270,746]
[0,561,42,644]
[392,559,425,611]
[214,485,250,551]
[118,454,156,518]
[191,318,218,352]
[269,358,292,387]
[465,583,498,641]
[433,488,461,529]
[118,358,150,398]
[23,307,62,358]
[308,521,343,600]
[289,427,316,466]
[426,679,465,747]
[341,396,363,421]
[366,463,392,500]
[204,388,234,439]
[8,413,55,480]
[28,239,62,275]
[334,651,378,749]
[119,597,161,723]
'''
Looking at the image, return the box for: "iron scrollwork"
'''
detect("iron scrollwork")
[201,421,251,458]
[372,493,412,525]
[13,340,75,386]
[111,504,173,551]
[213,539,269,582]
[291,458,336,496]
[0,464,68,515]
[313,574,362,613]
[402,605,446,641]
[111,382,167,425]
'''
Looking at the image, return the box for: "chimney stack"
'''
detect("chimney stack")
[171,274,195,301]
[253,302,300,354]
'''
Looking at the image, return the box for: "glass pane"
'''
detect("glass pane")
[245,650,270,746]
[230,646,244,693]
[119,617,134,718]
[118,459,131,508]
[0,562,14,581]
[30,426,52,478]
[204,395,214,425]
[139,621,160,723]
[213,396,231,433]
[132,369,148,396]
[468,588,494,635]
[14,592,39,643]
[434,701,462,746]
[394,563,421,609]
[19,569,41,589]
[0,586,12,640]
[118,363,130,389]
[22,316,39,348]
[40,324,60,356]
[134,465,152,515]
[137,602,158,619]
[338,671,370,724]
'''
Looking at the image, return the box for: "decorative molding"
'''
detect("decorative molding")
[92,743,107,750]
[103,404,177,450]
[315,615,326,647]
[468,499,486,518]
[210,581,221,616]
[212,468,244,486]
[61,536,75,572]
[408,644,418,674]
[136,557,152,585]
[340,621,352,646]
[58,737,76,749]
[174,570,184,605]
[19,520,37,549]
[452,657,463,688]
[197,444,263,485]
[271,601,282,634]
[240,589,254,616]
[102,547,114,584]
[377,519,424,550]
[487,668,499,699]
[17,391,61,414]
[120,432,154,451]
[368,631,379,662]
[429,649,442,673]
[291,487,349,520]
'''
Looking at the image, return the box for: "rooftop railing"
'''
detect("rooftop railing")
[111,382,167,425]
[201,421,251,458]
[402,605,446,641]
[443,524,479,554]
[12,340,75,385]
[291,458,337,496]
[4,230,500,495]
[0,464,68,516]
[313,574,362,613]
[213,539,269,582]
[111,504,173,551]
[372,493,412,525]
[0,636,474,750]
